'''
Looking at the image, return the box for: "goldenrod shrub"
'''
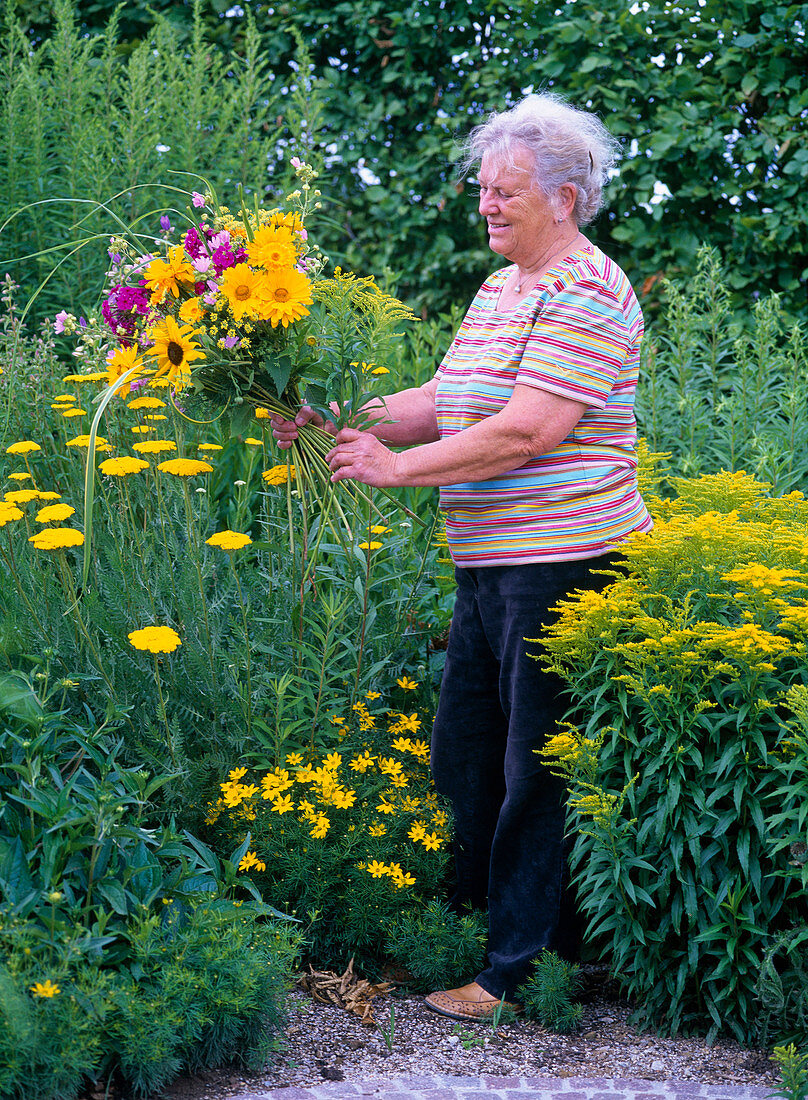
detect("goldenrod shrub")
[539,458,808,1043]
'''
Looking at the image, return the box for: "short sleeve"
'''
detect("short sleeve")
[515,278,630,409]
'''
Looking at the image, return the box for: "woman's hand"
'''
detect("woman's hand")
[269,406,334,450]
[327,428,402,487]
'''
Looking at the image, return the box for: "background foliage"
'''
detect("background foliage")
[2,0,807,322]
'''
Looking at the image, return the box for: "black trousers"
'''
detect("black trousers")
[430,554,620,1000]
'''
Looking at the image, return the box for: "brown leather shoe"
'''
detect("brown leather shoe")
[424,981,523,1022]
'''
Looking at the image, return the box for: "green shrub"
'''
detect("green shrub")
[516,951,583,1033]
[538,469,808,1042]
[0,673,301,1099]
[384,899,487,991]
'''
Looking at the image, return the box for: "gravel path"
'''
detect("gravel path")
[164,982,779,1100]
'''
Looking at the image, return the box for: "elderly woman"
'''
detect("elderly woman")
[272,93,652,1021]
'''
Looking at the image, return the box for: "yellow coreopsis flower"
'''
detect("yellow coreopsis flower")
[272,794,295,815]
[396,676,419,690]
[30,980,60,998]
[366,860,388,879]
[421,831,443,851]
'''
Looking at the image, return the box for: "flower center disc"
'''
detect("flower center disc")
[167,341,185,366]
[274,288,290,302]
[235,285,251,300]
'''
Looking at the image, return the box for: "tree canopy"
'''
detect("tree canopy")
[3,0,806,318]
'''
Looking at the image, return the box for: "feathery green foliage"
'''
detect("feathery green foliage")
[516,951,584,1033]
[384,898,487,991]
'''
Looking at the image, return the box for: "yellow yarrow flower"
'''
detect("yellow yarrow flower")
[206,530,252,552]
[157,458,213,477]
[0,503,24,526]
[28,528,84,551]
[35,503,75,524]
[262,464,295,485]
[99,457,150,477]
[6,441,41,455]
[127,625,182,654]
[133,440,177,455]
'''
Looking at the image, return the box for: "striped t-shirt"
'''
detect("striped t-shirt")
[435,244,652,566]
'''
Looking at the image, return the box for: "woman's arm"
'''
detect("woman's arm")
[327,383,587,488]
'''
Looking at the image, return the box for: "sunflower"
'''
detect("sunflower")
[148,316,205,387]
[106,344,145,399]
[246,226,297,271]
[143,245,195,304]
[257,269,313,329]
[219,264,267,321]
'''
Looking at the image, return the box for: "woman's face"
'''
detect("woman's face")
[477,145,558,265]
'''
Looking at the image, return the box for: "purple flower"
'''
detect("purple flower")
[192,192,206,208]
[160,215,173,233]
[54,310,69,334]
[184,226,205,259]
[102,283,151,340]
[223,336,240,349]
[79,317,87,329]
[212,244,238,273]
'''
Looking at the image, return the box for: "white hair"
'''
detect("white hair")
[460,93,621,226]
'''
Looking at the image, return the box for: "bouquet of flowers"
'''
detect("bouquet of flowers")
[95,161,417,534]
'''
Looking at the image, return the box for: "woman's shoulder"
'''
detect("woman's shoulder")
[548,245,640,314]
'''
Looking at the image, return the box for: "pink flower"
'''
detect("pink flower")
[54,310,70,334]
[192,192,206,208]
[290,156,303,169]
